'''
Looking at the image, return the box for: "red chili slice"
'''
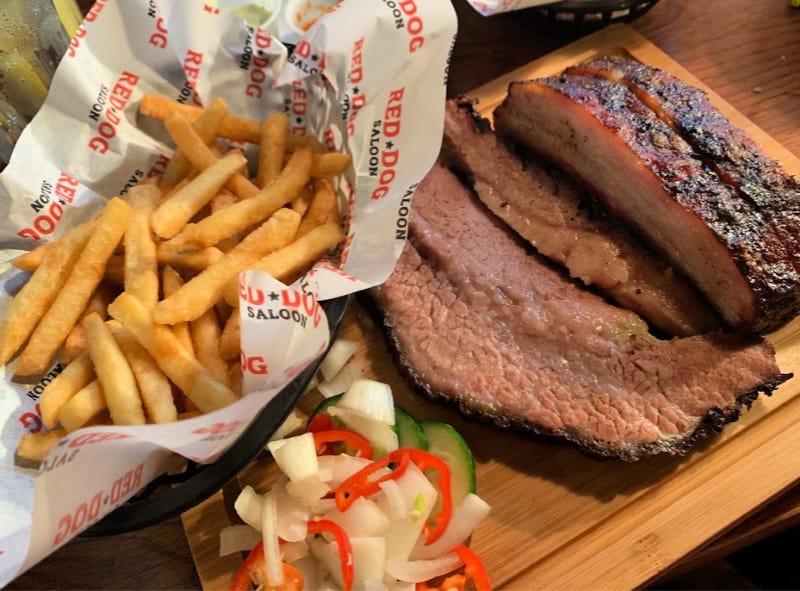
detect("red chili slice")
[307,519,354,591]
[312,428,373,459]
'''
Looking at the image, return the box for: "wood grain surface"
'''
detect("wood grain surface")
[10,0,800,589]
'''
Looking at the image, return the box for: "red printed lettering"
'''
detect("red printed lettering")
[51,491,103,547]
[150,17,168,49]
[241,354,269,375]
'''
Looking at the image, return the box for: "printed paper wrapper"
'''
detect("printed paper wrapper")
[465,0,559,16]
[0,0,456,584]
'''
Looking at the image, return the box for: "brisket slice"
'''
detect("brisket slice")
[372,163,789,461]
[494,76,800,333]
[442,99,719,337]
[567,56,800,274]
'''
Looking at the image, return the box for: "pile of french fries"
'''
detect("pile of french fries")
[8,95,348,463]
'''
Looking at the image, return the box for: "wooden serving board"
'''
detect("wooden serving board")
[182,24,800,590]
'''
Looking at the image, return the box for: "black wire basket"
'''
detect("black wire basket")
[83,294,352,536]
[538,0,661,26]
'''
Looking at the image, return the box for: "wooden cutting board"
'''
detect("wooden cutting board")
[182,24,800,590]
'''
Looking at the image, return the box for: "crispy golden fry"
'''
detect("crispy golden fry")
[84,313,145,425]
[17,429,67,462]
[40,352,95,429]
[107,293,239,413]
[191,309,229,385]
[177,410,202,421]
[124,185,160,308]
[62,326,88,364]
[219,311,241,360]
[310,152,352,178]
[108,321,178,424]
[227,361,242,396]
[257,112,288,188]
[140,95,324,151]
[164,113,259,200]
[59,380,107,432]
[11,219,96,272]
[211,192,240,252]
[156,244,225,271]
[298,178,337,237]
[161,267,195,356]
[290,183,314,217]
[14,198,130,376]
[104,255,125,285]
[154,208,301,324]
[160,97,229,190]
[0,224,94,366]
[151,151,247,239]
[224,222,345,305]
[164,147,312,249]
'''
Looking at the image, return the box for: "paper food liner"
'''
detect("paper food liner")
[0,0,456,584]
[464,0,559,16]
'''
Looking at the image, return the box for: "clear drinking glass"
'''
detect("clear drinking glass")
[0,0,81,168]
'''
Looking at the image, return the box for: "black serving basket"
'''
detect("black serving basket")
[83,294,351,536]
[538,0,661,26]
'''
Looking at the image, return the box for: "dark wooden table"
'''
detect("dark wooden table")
[10,0,800,588]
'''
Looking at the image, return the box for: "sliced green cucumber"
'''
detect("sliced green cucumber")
[394,406,428,450]
[420,421,477,504]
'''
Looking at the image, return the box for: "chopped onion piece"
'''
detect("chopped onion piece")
[316,357,364,398]
[269,408,308,443]
[234,485,263,531]
[319,339,359,381]
[327,406,398,456]
[351,537,386,583]
[385,551,463,583]
[378,462,437,561]
[291,555,322,591]
[261,490,283,587]
[411,494,492,560]
[317,453,373,487]
[323,497,391,537]
[339,379,395,425]
[268,432,319,482]
[379,480,407,520]
[310,497,337,515]
[309,537,344,588]
[281,540,309,564]
[275,486,310,542]
[286,474,331,506]
[383,577,415,591]
[364,579,390,591]
[219,524,261,556]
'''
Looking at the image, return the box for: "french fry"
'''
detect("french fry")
[140,95,324,151]
[211,192,240,252]
[11,219,95,272]
[14,198,130,376]
[297,178,337,237]
[124,185,160,308]
[160,97,229,190]
[161,267,195,356]
[17,429,67,462]
[0,224,94,366]
[108,293,239,413]
[108,321,177,424]
[164,147,312,249]
[164,113,259,200]
[191,309,229,385]
[154,208,301,324]
[310,152,352,178]
[40,352,95,429]
[62,326,88,364]
[156,244,224,271]
[227,361,242,396]
[219,312,241,360]
[290,183,314,217]
[84,313,146,426]
[62,283,117,363]
[151,151,247,239]
[59,380,107,432]
[223,222,345,305]
[257,112,288,188]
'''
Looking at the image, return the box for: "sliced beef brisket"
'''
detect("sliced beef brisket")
[566,56,800,275]
[372,163,788,461]
[442,99,719,337]
[493,75,800,333]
